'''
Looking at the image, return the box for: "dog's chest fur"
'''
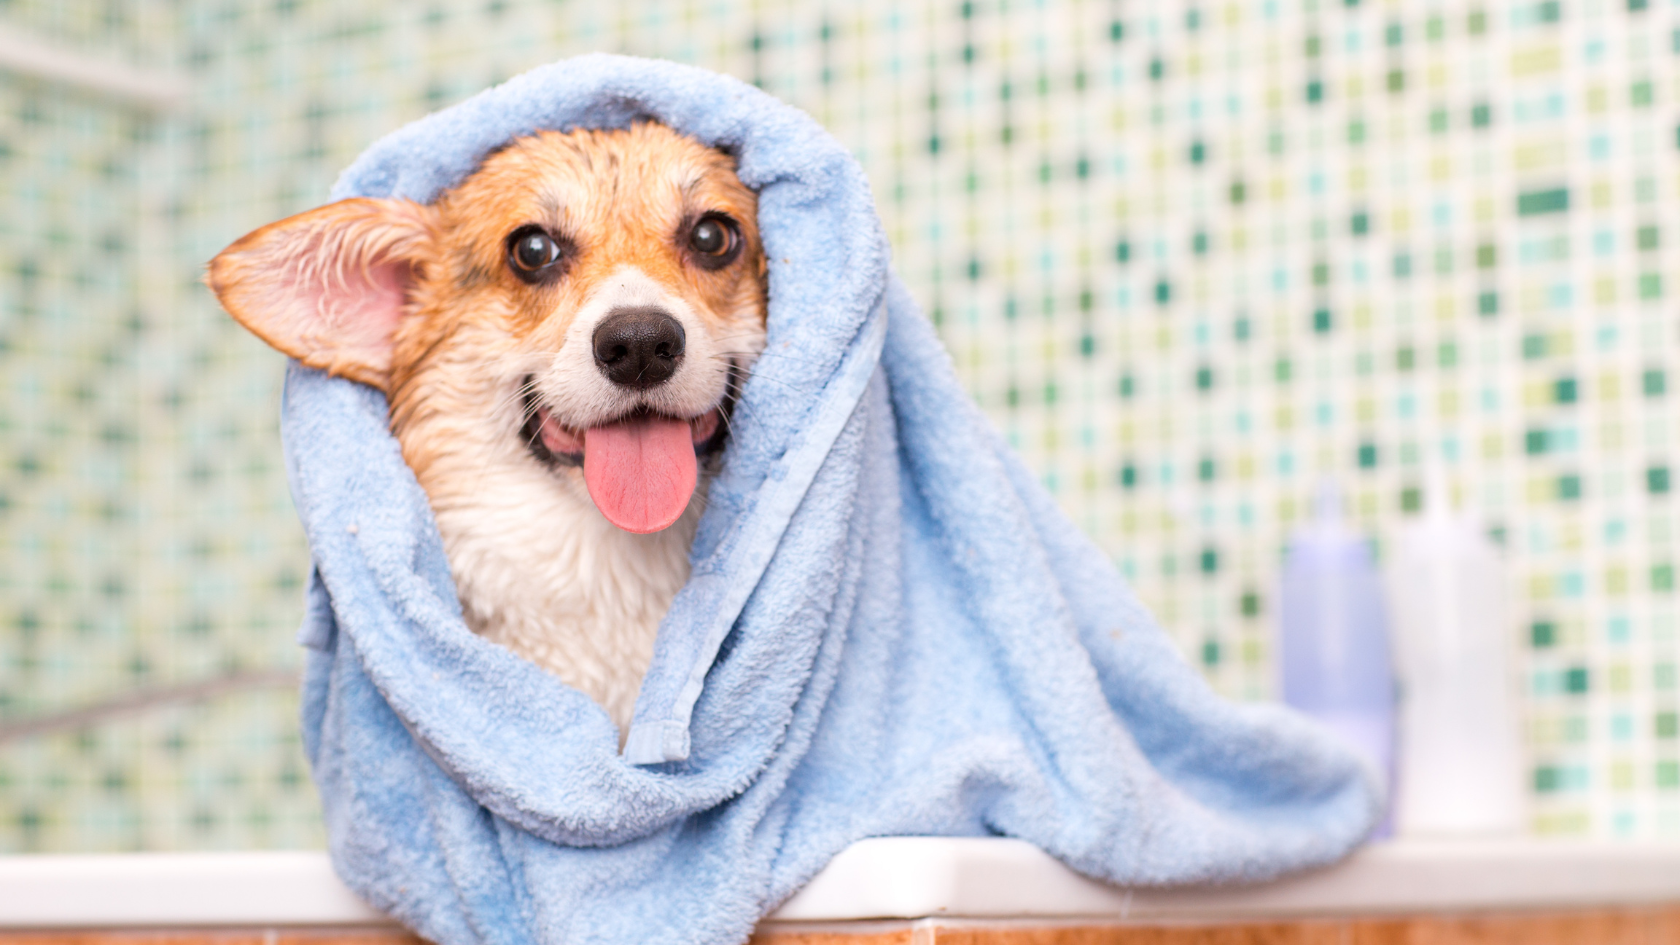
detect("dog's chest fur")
[435,479,700,733]
[407,384,703,735]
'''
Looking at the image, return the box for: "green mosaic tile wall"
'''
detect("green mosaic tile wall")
[2,0,1678,850]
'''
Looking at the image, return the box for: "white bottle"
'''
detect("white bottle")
[1386,466,1526,836]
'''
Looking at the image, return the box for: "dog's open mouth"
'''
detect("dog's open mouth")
[520,389,724,534]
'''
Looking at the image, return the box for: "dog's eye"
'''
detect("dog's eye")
[687,216,741,269]
[506,227,563,279]
[690,219,728,255]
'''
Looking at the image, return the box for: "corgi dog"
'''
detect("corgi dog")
[209,123,769,735]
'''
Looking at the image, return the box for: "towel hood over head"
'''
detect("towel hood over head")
[285,54,1382,945]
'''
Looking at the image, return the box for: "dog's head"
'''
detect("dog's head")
[209,123,767,534]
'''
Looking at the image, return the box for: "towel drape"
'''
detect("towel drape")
[287,53,1381,945]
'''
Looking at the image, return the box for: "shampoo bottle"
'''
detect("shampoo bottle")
[1277,480,1395,828]
[1386,468,1525,835]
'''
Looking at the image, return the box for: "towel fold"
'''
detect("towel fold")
[287,53,1381,945]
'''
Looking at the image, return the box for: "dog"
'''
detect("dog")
[209,123,769,736]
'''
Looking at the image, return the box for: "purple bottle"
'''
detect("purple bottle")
[1277,480,1394,837]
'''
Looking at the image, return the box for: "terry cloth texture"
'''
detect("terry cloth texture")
[287,53,1381,945]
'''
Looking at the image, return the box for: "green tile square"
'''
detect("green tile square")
[1658,712,1678,739]
[1558,475,1582,500]
[1240,591,1261,618]
[1519,188,1570,216]
[1566,667,1590,693]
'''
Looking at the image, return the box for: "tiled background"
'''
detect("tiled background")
[2,0,1678,851]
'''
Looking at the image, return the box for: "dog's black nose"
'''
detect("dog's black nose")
[592,307,686,389]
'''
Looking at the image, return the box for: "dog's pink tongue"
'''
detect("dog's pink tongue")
[582,415,697,534]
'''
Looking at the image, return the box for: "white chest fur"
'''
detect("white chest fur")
[424,451,700,737]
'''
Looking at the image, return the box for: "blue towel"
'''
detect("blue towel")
[287,53,1381,945]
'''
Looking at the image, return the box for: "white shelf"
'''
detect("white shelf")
[2,837,1679,928]
[0,24,188,111]
[0,850,383,927]
[773,836,1680,921]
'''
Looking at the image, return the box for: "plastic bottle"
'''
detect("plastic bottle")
[1277,480,1395,834]
[1385,466,1525,836]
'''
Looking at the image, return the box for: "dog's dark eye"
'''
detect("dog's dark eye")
[690,219,728,255]
[506,226,564,280]
[512,231,558,270]
[687,215,741,269]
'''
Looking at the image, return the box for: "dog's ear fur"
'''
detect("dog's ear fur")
[208,198,435,392]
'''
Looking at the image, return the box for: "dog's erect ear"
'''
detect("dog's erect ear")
[208,197,436,392]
